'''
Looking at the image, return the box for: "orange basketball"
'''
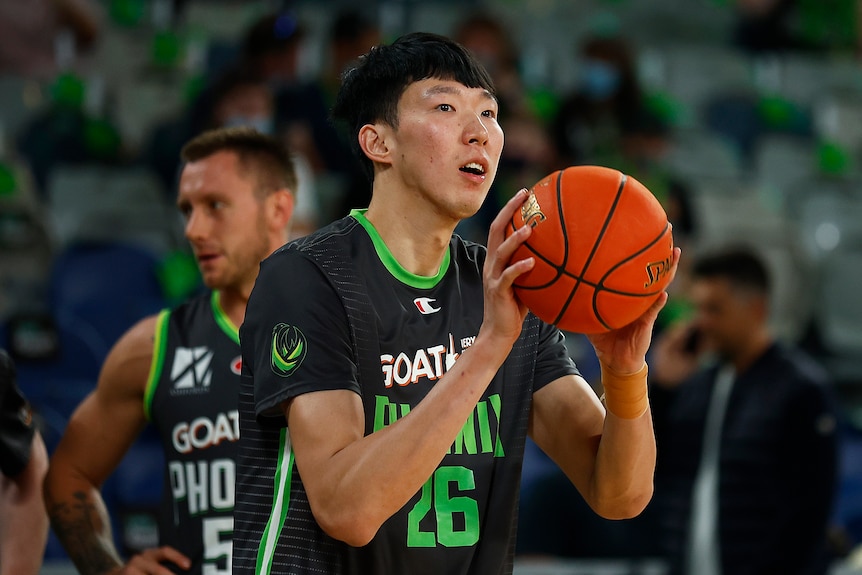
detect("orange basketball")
[506,165,674,334]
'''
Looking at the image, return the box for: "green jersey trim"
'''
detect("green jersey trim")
[350,209,451,289]
[255,428,295,575]
[143,309,171,422]
[211,291,240,345]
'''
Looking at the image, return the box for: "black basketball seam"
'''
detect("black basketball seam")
[594,221,671,296]
[512,171,566,290]
[591,220,671,331]
[553,171,627,328]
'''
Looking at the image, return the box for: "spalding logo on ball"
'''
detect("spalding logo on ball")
[507,165,674,334]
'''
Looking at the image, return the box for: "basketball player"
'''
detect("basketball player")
[232,32,680,574]
[44,127,296,575]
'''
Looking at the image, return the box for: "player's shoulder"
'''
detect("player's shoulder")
[119,313,163,349]
[261,215,369,280]
[99,313,164,392]
[269,216,360,261]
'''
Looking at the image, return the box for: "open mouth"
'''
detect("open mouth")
[460,162,486,176]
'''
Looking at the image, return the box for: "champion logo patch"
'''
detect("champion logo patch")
[170,346,213,394]
[413,297,441,315]
[230,355,242,375]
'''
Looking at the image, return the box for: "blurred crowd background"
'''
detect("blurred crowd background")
[2,0,862,573]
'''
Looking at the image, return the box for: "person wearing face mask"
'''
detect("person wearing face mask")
[550,34,649,168]
[141,64,320,239]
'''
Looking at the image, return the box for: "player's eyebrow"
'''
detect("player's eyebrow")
[423,84,497,103]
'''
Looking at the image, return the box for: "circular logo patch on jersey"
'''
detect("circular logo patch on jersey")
[231,356,242,375]
[271,323,307,378]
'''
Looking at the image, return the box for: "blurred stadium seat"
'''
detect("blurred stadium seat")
[46,164,182,255]
[47,241,168,350]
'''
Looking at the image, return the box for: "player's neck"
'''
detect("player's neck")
[216,287,250,328]
[365,197,453,278]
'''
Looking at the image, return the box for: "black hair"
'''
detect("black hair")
[181,126,298,196]
[331,31,496,182]
[692,247,771,296]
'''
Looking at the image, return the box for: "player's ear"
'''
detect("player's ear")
[358,123,392,166]
[267,188,294,232]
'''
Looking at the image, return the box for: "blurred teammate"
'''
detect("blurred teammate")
[44,127,296,575]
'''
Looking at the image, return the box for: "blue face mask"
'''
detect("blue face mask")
[223,115,275,135]
[580,60,621,101]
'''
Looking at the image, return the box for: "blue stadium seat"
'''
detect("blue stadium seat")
[48,241,168,350]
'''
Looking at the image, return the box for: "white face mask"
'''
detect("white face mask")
[580,60,622,101]
[223,115,275,135]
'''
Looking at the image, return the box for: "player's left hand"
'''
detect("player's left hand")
[586,246,681,373]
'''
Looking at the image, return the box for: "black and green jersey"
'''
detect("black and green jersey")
[233,211,579,575]
[145,291,241,575]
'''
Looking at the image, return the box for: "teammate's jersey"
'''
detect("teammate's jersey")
[233,211,579,575]
[145,291,242,575]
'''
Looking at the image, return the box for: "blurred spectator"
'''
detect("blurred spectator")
[732,0,800,53]
[0,0,102,79]
[277,8,380,224]
[551,33,649,169]
[240,10,306,90]
[646,246,840,575]
[321,8,381,97]
[141,63,320,238]
[15,73,124,197]
[453,12,534,120]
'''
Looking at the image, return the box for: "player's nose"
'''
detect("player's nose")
[464,114,489,146]
[184,209,210,242]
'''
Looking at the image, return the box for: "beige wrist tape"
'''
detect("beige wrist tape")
[600,361,649,419]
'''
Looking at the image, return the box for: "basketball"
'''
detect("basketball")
[506,165,674,334]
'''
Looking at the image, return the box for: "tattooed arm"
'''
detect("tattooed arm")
[44,316,190,575]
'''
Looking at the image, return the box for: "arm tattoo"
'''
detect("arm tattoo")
[47,491,124,575]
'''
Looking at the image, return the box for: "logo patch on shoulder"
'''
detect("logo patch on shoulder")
[271,323,307,377]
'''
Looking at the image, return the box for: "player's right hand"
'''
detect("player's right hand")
[108,546,191,575]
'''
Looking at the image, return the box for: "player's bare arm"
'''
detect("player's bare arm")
[44,316,190,575]
[529,248,681,519]
[284,190,536,547]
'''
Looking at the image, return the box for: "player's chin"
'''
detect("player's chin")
[458,194,489,219]
[200,270,227,290]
